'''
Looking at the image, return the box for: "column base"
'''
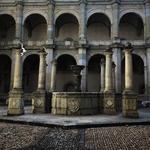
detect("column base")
[32,90,46,113]
[7,89,24,116]
[103,92,117,115]
[122,92,139,118]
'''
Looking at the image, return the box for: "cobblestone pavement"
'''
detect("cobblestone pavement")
[0,123,150,150]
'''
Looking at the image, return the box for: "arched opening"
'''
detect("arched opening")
[0,55,11,103]
[55,13,79,41]
[119,13,144,40]
[121,54,145,94]
[23,14,47,42]
[0,14,16,42]
[87,13,111,41]
[88,54,105,92]
[56,54,77,91]
[23,55,39,93]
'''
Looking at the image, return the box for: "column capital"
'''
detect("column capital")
[39,48,48,56]
[47,0,55,5]
[123,42,133,49]
[79,0,87,5]
[105,49,113,55]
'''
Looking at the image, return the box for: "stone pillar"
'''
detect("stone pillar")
[112,43,122,93]
[103,49,116,114]
[144,65,148,94]
[146,47,150,94]
[47,0,55,44]
[111,2,119,39]
[105,50,113,92]
[78,47,87,91]
[16,0,23,41]
[122,43,138,118]
[32,49,47,113]
[100,59,105,93]
[50,59,57,91]
[8,49,24,115]
[45,47,54,92]
[112,62,116,91]
[79,0,87,42]
[144,1,150,39]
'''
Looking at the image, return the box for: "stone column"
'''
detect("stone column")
[32,49,47,113]
[47,0,55,44]
[16,0,23,41]
[103,49,116,114]
[100,58,105,93]
[8,49,24,115]
[105,50,113,92]
[50,59,57,92]
[124,49,133,92]
[78,47,87,91]
[122,43,138,118]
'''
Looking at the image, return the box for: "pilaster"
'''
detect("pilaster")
[15,0,23,41]
[47,0,55,44]
[111,2,119,39]
[79,0,87,42]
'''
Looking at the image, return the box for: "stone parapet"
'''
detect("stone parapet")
[52,92,102,115]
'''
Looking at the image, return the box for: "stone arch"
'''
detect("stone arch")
[22,51,40,62]
[55,13,79,41]
[119,12,144,40]
[87,9,112,24]
[0,14,16,42]
[119,10,145,24]
[23,54,39,93]
[87,13,111,41]
[23,12,48,24]
[0,54,11,103]
[23,13,47,42]
[121,54,145,94]
[55,11,80,24]
[88,54,105,92]
[56,54,77,92]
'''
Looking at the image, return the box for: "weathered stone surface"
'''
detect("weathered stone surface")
[103,92,117,115]
[32,90,46,113]
[51,92,102,115]
[7,89,24,115]
[122,93,139,118]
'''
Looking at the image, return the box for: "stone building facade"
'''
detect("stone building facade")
[0,0,150,115]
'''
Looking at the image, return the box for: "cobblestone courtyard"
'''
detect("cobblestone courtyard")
[0,123,149,150]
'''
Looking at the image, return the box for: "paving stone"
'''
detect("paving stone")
[0,123,150,150]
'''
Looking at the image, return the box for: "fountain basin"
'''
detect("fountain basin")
[52,92,102,115]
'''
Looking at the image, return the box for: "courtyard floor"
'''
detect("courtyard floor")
[0,123,149,150]
[0,107,150,127]
[0,107,150,149]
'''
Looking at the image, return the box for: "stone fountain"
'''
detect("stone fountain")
[51,65,100,115]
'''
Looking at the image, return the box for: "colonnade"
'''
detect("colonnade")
[7,42,138,117]
[8,48,47,115]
